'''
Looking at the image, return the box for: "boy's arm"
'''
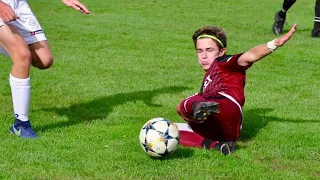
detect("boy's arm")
[61,0,90,14]
[238,24,297,67]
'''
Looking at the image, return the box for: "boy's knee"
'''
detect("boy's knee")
[32,56,54,69]
[11,49,32,67]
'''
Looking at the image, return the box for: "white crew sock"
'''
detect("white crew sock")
[9,74,30,122]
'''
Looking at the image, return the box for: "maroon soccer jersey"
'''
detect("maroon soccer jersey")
[200,54,252,107]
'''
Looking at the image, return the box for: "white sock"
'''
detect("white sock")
[174,123,194,132]
[9,74,30,122]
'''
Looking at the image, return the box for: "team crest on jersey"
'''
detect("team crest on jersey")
[202,76,212,92]
[30,30,43,36]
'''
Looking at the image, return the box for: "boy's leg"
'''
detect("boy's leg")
[0,24,38,138]
[0,25,31,78]
[312,0,320,37]
[176,96,241,155]
[175,123,234,156]
[189,98,242,142]
[28,41,53,69]
[0,0,53,138]
[279,0,297,18]
[0,24,31,120]
[7,41,53,139]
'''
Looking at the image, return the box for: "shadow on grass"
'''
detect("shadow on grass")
[149,148,195,160]
[37,86,188,132]
[171,148,194,159]
[239,107,320,142]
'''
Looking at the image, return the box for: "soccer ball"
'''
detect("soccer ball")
[139,117,180,158]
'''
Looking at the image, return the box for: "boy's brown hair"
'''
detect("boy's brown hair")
[192,26,227,49]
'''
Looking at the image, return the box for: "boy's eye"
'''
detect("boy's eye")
[197,50,203,53]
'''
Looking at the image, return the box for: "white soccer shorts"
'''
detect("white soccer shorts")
[0,0,47,56]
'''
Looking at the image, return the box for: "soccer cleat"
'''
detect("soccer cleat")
[311,29,320,38]
[193,101,219,121]
[213,141,235,156]
[10,119,39,138]
[273,11,286,36]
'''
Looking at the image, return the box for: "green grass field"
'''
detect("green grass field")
[0,0,319,179]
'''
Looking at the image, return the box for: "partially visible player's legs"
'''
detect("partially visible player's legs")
[187,98,242,142]
[273,0,297,35]
[2,0,53,138]
[312,0,320,37]
[279,0,296,18]
[0,24,38,138]
[29,40,54,69]
[176,95,241,155]
[175,123,214,148]
[9,39,55,138]
[7,41,53,139]
[175,123,235,156]
[6,41,53,139]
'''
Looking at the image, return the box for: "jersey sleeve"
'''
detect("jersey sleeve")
[217,53,252,71]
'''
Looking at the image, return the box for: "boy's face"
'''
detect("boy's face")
[196,38,225,70]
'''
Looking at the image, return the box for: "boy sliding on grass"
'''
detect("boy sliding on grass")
[175,24,297,155]
[0,0,90,138]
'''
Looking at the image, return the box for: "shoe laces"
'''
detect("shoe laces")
[21,121,32,128]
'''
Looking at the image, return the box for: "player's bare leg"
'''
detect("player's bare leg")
[0,25,31,78]
[28,40,54,69]
[0,24,38,138]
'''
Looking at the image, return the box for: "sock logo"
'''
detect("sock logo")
[15,114,19,118]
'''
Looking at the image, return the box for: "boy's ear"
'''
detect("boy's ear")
[219,48,226,57]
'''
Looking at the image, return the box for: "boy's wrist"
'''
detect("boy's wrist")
[267,39,278,52]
